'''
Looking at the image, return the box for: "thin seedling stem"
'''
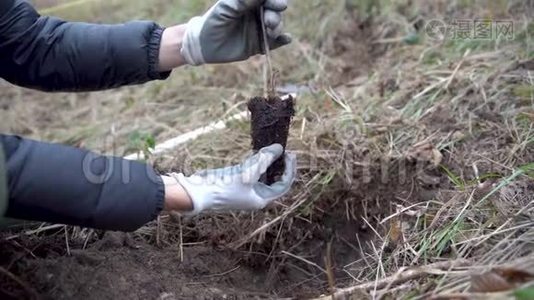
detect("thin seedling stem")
[260,7,274,97]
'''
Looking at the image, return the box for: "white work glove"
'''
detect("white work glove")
[181,0,292,65]
[172,144,296,214]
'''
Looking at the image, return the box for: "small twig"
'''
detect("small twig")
[452,190,475,224]
[4,224,64,241]
[300,118,307,140]
[324,241,336,295]
[82,229,93,250]
[0,266,39,300]
[156,215,161,247]
[203,265,241,278]
[179,216,184,262]
[281,250,327,274]
[362,217,383,242]
[371,239,387,296]
[443,49,471,91]
[64,226,71,256]
[229,189,308,249]
[380,201,429,224]
[312,260,470,300]
[412,77,448,100]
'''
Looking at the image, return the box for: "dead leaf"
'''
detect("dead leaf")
[470,268,534,293]
[471,271,513,293]
[388,218,403,246]
[452,131,466,141]
[494,267,534,284]
[407,141,443,167]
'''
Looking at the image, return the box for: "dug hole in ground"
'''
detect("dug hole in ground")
[1,0,534,299]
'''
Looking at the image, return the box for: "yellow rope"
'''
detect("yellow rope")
[37,0,100,15]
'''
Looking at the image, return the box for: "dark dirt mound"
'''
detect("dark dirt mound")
[248,95,295,185]
[0,233,275,300]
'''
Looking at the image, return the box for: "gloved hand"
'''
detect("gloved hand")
[181,0,291,65]
[172,144,296,214]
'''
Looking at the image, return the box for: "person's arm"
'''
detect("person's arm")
[0,0,296,231]
[161,175,193,212]
[158,24,187,71]
[0,0,186,92]
[0,0,290,92]
[1,134,169,231]
[1,134,295,231]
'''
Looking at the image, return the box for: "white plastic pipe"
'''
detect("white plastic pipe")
[124,93,296,160]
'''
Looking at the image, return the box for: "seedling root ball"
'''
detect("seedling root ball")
[248,95,295,185]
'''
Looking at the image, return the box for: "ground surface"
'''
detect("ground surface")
[2,233,276,299]
[1,0,534,299]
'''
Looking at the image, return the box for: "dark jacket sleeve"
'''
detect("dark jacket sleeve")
[1,134,165,231]
[0,147,7,219]
[0,0,171,92]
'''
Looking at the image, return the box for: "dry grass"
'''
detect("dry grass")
[152,1,534,298]
[1,0,534,299]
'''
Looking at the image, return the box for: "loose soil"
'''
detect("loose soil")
[0,233,274,300]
